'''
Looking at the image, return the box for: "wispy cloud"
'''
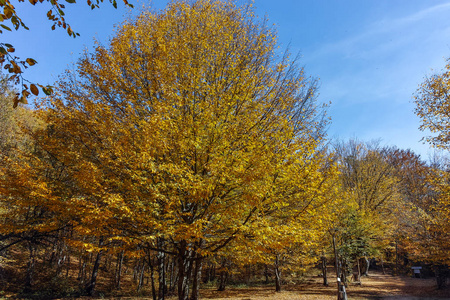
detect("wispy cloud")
[308,2,450,104]
[306,2,450,156]
[310,2,450,60]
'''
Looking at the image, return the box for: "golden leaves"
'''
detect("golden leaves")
[0,1,335,271]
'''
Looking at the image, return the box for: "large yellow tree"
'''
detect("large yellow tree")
[1,1,332,298]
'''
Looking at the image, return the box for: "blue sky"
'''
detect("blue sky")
[3,0,450,158]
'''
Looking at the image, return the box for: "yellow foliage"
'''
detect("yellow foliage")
[0,1,336,272]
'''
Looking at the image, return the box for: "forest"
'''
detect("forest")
[0,1,449,300]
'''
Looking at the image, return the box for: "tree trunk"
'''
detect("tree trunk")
[359,257,369,276]
[217,269,228,291]
[203,263,211,284]
[157,239,167,300]
[85,239,104,296]
[149,255,157,300]
[321,256,328,286]
[274,255,282,292]
[168,257,177,294]
[217,259,228,292]
[395,241,399,275]
[78,252,87,285]
[133,258,141,282]
[332,233,347,300]
[48,241,57,266]
[115,250,124,290]
[66,252,71,278]
[177,241,192,300]
[137,260,146,292]
[264,264,270,284]
[190,257,203,300]
[56,242,67,277]
[106,253,112,272]
[352,257,361,284]
[380,257,386,275]
[24,242,36,293]
[245,264,251,285]
[340,258,348,288]
[358,258,361,282]
[434,265,448,289]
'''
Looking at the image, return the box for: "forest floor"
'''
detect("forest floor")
[64,270,449,300]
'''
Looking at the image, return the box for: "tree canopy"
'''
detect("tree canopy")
[0,1,335,298]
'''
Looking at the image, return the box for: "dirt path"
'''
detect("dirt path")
[348,272,449,299]
[197,271,450,300]
[383,297,445,300]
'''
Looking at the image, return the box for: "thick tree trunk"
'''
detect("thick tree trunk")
[274,255,281,292]
[359,257,370,276]
[177,241,192,300]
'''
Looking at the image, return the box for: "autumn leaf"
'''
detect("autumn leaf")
[30,84,39,96]
[26,58,37,66]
